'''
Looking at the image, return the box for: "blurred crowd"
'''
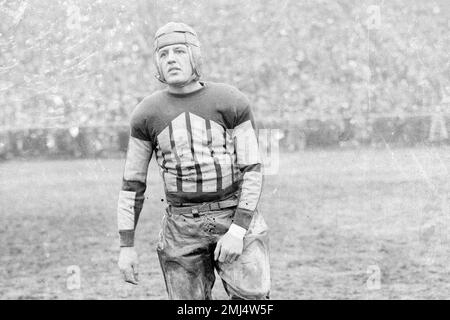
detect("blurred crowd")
[0,0,449,156]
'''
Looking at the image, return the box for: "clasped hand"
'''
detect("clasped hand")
[214,231,244,263]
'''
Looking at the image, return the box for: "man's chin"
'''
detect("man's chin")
[166,77,190,86]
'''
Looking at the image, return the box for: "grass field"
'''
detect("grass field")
[2,147,450,299]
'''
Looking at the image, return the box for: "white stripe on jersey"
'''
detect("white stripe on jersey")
[189,112,217,192]
[156,127,177,192]
[210,120,233,189]
[171,113,197,192]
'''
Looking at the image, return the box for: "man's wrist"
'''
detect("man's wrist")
[228,223,247,240]
[119,230,135,247]
[233,207,253,230]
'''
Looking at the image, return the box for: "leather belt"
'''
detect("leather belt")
[168,198,238,217]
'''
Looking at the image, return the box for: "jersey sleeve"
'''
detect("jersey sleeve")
[232,102,263,230]
[117,110,153,247]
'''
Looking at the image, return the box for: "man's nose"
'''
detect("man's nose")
[167,50,176,63]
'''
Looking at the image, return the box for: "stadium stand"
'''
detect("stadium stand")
[0,0,448,158]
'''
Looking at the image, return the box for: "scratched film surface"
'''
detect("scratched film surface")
[0,0,449,299]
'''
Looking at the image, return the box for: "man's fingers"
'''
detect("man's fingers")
[224,253,233,264]
[218,248,229,263]
[126,276,138,285]
[132,264,139,282]
[118,248,139,285]
[121,269,131,282]
[228,253,239,263]
[122,269,138,285]
[134,271,139,282]
[226,252,240,264]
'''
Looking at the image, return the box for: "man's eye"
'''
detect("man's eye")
[175,49,185,54]
[159,52,167,58]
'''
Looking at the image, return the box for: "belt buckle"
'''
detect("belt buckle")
[191,207,200,218]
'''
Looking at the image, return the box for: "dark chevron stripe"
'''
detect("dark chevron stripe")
[185,112,203,193]
[206,119,222,191]
[169,122,183,191]
[222,129,227,151]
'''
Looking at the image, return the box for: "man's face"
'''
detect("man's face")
[157,44,193,85]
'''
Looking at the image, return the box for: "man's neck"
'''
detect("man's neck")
[167,81,203,95]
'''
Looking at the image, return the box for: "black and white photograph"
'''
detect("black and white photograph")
[0,0,449,302]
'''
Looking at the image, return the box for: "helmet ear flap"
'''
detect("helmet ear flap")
[154,52,166,83]
[189,45,202,80]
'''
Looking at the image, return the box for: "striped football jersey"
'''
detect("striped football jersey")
[117,82,262,246]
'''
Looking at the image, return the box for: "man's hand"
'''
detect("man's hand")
[118,247,139,285]
[214,224,246,263]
